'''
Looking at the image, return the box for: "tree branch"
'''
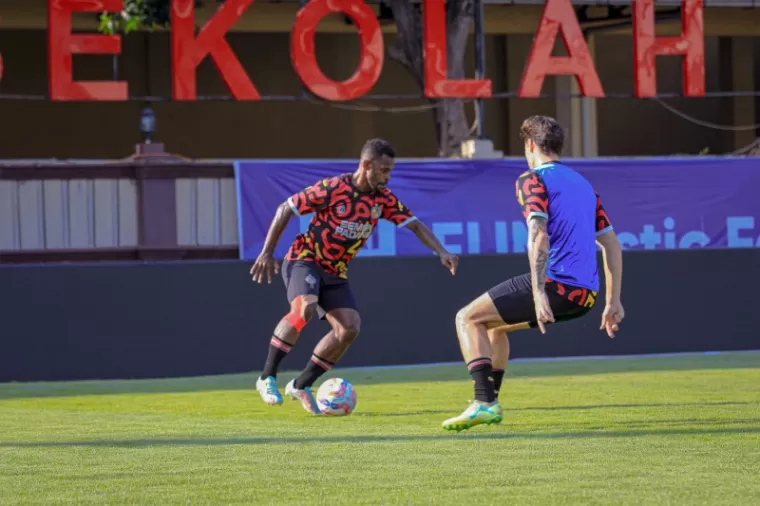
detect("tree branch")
[447,0,474,78]
[385,0,476,158]
[386,0,424,88]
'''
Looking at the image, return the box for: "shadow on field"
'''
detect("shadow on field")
[3,425,760,449]
[1,353,758,400]
[354,401,755,417]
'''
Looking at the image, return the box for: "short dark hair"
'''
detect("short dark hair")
[360,138,396,161]
[519,115,565,156]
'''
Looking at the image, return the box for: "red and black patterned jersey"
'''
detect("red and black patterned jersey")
[285,174,417,278]
[593,189,613,236]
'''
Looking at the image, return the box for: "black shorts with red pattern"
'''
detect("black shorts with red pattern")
[281,258,358,320]
[487,272,597,328]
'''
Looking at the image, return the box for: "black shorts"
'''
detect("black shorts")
[281,258,358,320]
[487,272,597,328]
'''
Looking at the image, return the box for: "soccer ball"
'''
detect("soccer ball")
[316,377,357,416]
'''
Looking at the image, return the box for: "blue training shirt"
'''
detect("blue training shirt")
[515,161,613,292]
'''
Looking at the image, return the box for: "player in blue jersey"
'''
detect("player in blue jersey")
[442,115,625,432]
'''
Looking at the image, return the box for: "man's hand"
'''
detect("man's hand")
[533,290,555,334]
[439,252,459,275]
[600,301,624,338]
[250,252,280,284]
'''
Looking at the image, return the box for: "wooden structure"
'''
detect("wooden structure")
[0,146,239,263]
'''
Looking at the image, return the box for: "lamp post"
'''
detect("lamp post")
[140,105,156,144]
[135,104,165,157]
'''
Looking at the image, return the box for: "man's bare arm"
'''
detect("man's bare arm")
[261,201,295,255]
[250,201,295,283]
[406,220,458,275]
[596,229,623,304]
[527,216,550,293]
[406,220,448,256]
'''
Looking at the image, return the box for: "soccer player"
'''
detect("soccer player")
[250,138,459,415]
[442,115,625,432]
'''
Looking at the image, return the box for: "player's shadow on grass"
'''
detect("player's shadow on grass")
[507,401,752,412]
[3,426,760,449]
[354,401,753,418]
[355,410,452,417]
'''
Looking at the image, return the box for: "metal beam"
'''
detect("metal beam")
[3,3,760,34]
[262,0,759,5]
[581,33,598,158]
[474,0,487,138]
[3,90,760,103]
[479,0,759,6]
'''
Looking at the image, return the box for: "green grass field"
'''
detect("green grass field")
[1,353,759,505]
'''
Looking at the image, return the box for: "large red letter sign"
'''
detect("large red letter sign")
[291,0,383,101]
[172,0,260,100]
[633,0,704,97]
[518,0,603,98]
[423,0,491,98]
[48,0,127,101]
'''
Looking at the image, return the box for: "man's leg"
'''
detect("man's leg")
[441,293,507,431]
[442,274,536,432]
[256,260,320,406]
[487,279,597,404]
[489,316,537,398]
[296,308,360,387]
[488,329,509,399]
[286,281,360,415]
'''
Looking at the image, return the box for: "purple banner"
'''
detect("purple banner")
[234,157,760,260]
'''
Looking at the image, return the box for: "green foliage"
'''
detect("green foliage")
[99,0,204,35]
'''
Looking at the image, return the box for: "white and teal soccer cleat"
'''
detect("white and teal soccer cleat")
[256,376,283,406]
[285,379,322,415]
[442,400,503,432]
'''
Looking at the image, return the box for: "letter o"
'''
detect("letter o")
[291,0,384,101]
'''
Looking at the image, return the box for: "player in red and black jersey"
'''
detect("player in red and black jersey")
[250,139,459,414]
[284,171,419,280]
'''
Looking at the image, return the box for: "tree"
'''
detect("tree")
[386,0,474,157]
[98,0,179,35]
[103,0,475,157]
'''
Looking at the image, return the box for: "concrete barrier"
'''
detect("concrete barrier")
[1,249,758,382]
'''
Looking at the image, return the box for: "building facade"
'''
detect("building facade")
[0,0,757,159]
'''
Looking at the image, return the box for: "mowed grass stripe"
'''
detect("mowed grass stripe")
[0,353,758,505]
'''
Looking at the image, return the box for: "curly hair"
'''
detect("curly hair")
[519,115,565,156]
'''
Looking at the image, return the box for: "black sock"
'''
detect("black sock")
[294,354,334,390]
[493,368,505,398]
[468,357,496,403]
[260,336,293,380]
